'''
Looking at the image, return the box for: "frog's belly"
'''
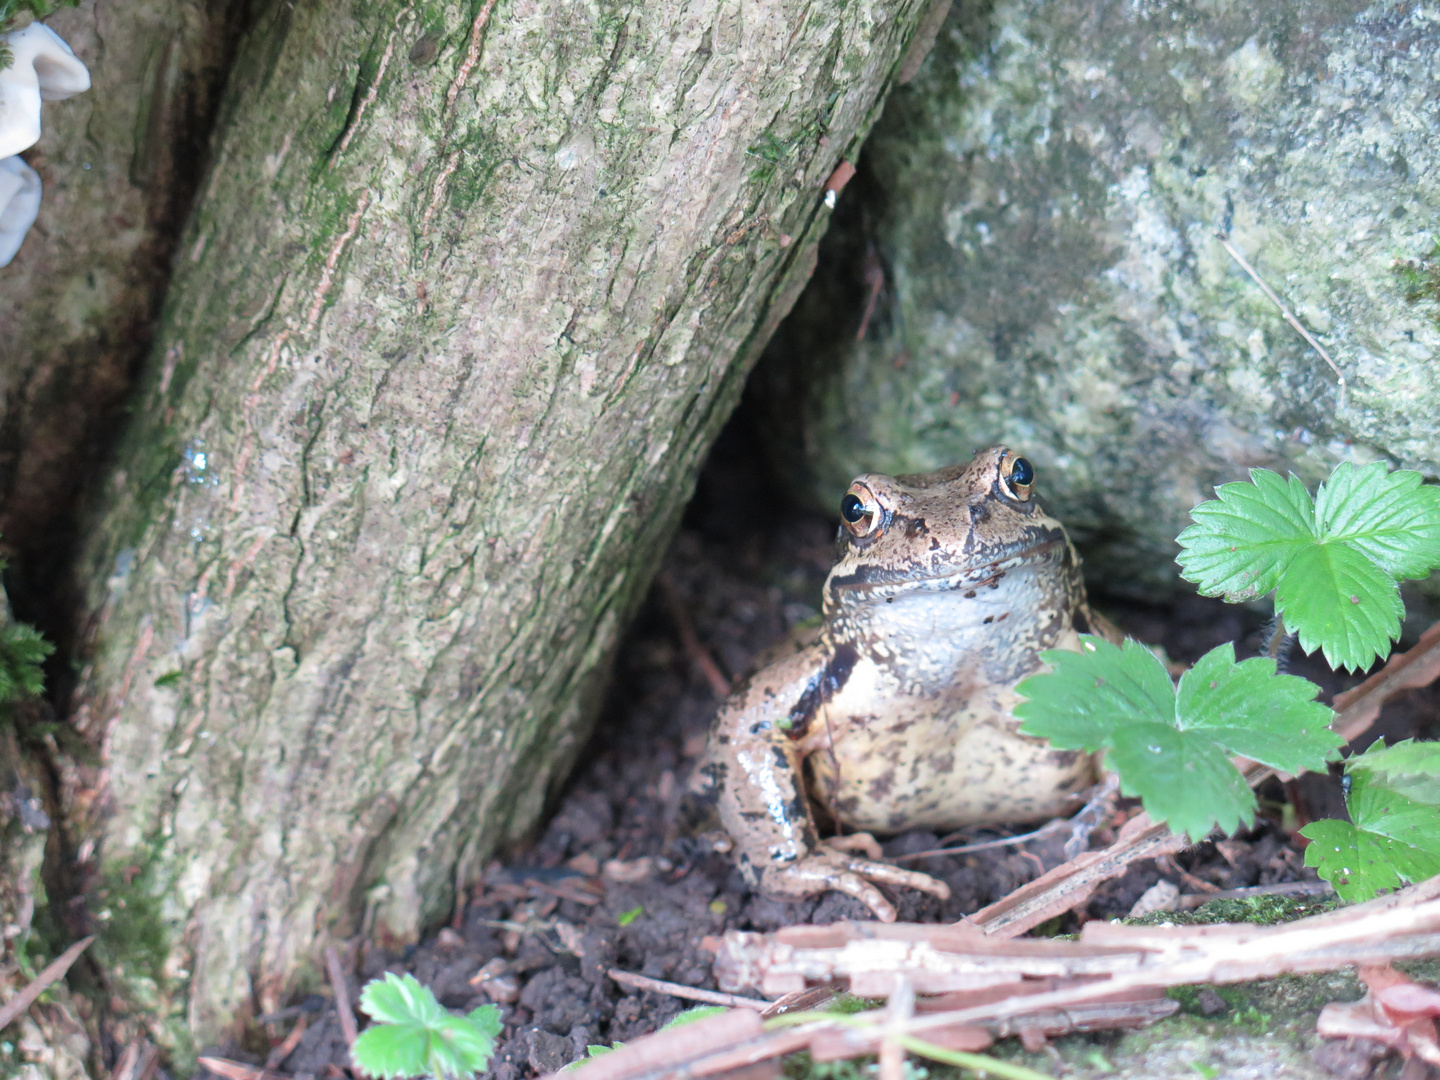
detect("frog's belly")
[807,682,1095,833]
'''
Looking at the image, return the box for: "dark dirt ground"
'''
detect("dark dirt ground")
[212,419,1440,1080]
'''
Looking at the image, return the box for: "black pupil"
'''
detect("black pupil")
[841,493,868,523]
[1009,457,1034,486]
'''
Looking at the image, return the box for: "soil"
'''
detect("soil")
[204,422,1440,1080]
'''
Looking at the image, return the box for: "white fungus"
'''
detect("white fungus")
[0,154,41,265]
[0,22,90,266]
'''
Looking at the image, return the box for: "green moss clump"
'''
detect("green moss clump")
[1395,241,1440,317]
[1125,891,1341,929]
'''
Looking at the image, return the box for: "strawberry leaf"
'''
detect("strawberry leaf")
[1178,464,1440,671]
[1314,461,1440,579]
[1301,743,1440,901]
[1106,722,1256,840]
[1014,636,1174,751]
[1347,738,1440,805]
[1019,638,1337,840]
[1176,470,1314,601]
[352,973,500,1079]
[1173,644,1342,771]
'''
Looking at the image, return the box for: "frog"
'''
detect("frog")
[691,445,1118,921]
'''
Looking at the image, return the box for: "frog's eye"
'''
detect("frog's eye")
[840,484,882,537]
[1000,455,1035,501]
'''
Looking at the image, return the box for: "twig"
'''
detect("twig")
[892,820,1064,861]
[656,572,731,698]
[265,1013,309,1071]
[197,1059,289,1080]
[0,935,94,1031]
[607,968,771,1010]
[878,975,913,1080]
[1332,619,1440,742]
[1217,233,1347,408]
[324,946,359,1048]
[108,1042,141,1080]
[966,813,1185,938]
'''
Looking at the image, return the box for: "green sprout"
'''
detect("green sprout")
[350,973,502,1080]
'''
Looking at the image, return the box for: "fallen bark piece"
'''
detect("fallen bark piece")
[965,813,1186,938]
[714,876,1440,1011]
[1317,964,1440,1067]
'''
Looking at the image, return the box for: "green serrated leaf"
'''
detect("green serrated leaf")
[360,972,447,1027]
[352,1024,430,1080]
[353,973,498,1080]
[1174,645,1342,772]
[1176,470,1314,600]
[1177,463,1440,672]
[1314,461,1440,579]
[1301,749,1440,901]
[1108,722,1256,840]
[466,1003,503,1041]
[1018,639,1339,842]
[1275,542,1402,671]
[1016,636,1175,751]
[1345,738,1440,805]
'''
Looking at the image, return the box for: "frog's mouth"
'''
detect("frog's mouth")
[828,536,1066,600]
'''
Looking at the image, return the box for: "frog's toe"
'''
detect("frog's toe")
[824,832,884,860]
[760,855,900,921]
[842,857,951,903]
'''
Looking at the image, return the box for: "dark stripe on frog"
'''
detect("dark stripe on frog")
[784,642,858,739]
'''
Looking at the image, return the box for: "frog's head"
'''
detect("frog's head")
[823,445,1073,612]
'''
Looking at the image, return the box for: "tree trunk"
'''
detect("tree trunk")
[0,0,240,599]
[60,0,934,1057]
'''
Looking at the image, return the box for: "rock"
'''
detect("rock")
[762,0,1440,596]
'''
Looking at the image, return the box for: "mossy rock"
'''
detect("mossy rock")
[762,0,1440,597]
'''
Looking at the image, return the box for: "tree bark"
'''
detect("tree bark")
[61,0,933,1057]
[0,0,240,598]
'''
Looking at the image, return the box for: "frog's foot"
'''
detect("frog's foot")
[823,832,884,860]
[759,849,950,922]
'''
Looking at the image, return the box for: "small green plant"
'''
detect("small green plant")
[351,972,502,1080]
[0,619,51,706]
[617,904,643,926]
[1299,739,1440,900]
[1175,462,1440,671]
[1017,460,1440,897]
[1016,639,1341,840]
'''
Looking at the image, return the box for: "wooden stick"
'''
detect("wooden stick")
[607,968,771,1010]
[0,935,94,1032]
[1332,619,1440,742]
[657,572,731,698]
[265,1013,309,1071]
[197,1058,289,1080]
[324,946,359,1047]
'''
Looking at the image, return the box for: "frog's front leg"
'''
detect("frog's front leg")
[697,643,949,922]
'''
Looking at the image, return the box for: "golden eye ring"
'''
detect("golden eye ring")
[999,455,1035,502]
[840,484,882,537]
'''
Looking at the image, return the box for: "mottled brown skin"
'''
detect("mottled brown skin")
[694,446,1115,920]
